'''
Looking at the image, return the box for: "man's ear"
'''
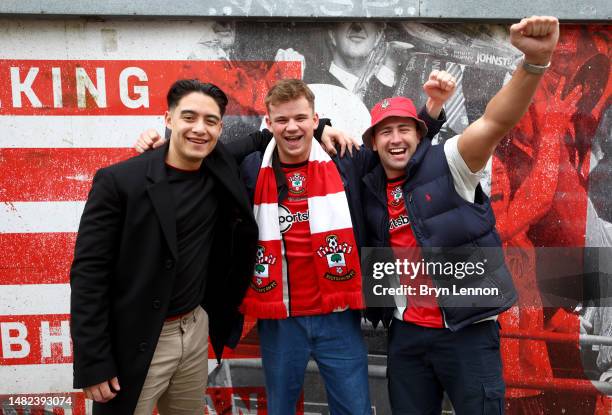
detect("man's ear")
[313,112,319,130]
[164,110,172,129]
[371,129,379,152]
[265,114,272,130]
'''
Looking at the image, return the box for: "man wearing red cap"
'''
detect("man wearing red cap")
[360,16,560,414]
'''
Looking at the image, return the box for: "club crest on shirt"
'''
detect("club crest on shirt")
[251,245,278,292]
[316,235,356,281]
[390,186,403,207]
[288,172,306,195]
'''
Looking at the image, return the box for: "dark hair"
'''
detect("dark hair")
[166,79,229,116]
[265,78,315,112]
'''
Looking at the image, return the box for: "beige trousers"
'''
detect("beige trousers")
[134,306,209,415]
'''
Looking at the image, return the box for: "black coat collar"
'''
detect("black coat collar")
[146,144,178,259]
[144,141,254,259]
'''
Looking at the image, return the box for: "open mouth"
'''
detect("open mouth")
[282,135,304,150]
[284,135,303,142]
[388,148,407,156]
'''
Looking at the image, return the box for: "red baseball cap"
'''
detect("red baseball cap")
[362,96,428,149]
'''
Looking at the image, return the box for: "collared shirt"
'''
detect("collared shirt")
[391,135,493,324]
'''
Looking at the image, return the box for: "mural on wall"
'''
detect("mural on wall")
[0,18,610,414]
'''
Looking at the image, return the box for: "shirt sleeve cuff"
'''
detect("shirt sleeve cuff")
[314,118,331,142]
[446,135,486,177]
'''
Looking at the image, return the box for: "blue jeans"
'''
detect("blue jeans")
[257,310,371,415]
[387,318,505,415]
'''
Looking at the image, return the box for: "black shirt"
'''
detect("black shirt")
[165,163,218,317]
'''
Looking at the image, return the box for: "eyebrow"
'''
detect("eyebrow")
[273,113,310,121]
[180,110,220,122]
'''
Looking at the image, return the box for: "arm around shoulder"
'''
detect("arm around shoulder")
[225,129,273,164]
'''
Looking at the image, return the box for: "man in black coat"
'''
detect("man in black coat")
[70,79,258,414]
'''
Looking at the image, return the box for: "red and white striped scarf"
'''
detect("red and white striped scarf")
[240,137,364,319]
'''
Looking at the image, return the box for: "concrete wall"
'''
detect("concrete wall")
[0,0,610,21]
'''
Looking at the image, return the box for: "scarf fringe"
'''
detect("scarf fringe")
[240,299,288,319]
[321,291,365,313]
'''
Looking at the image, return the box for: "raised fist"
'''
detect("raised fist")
[422,69,457,106]
[510,16,560,65]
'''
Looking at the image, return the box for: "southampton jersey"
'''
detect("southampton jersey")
[280,162,323,316]
[386,176,444,328]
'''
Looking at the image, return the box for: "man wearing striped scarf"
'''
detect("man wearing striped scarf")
[239,80,370,414]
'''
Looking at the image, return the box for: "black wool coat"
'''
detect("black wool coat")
[70,142,258,414]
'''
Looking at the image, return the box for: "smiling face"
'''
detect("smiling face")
[165,91,223,170]
[265,96,319,164]
[372,116,421,179]
[329,22,384,61]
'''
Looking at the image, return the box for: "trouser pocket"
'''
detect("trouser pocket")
[482,380,505,414]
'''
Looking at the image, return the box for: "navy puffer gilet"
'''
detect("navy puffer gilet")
[362,138,517,331]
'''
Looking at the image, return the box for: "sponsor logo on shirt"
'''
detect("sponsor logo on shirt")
[389,214,410,230]
[278,204,309,233]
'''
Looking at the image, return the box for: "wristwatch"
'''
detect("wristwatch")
[522,59,551,74]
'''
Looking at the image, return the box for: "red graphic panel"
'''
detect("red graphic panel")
[0,233,75,285]
[0,148,135,202]
[0,60,301,116]
[0,315,72,365]
[492,25,612,413]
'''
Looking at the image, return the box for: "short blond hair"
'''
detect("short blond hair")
[265,78,315,112]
